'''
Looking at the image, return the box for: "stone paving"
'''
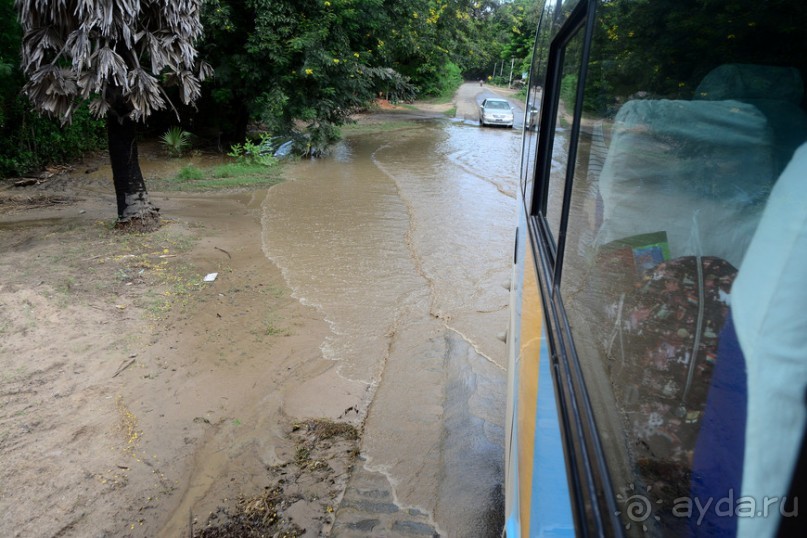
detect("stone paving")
[331,456,440,537]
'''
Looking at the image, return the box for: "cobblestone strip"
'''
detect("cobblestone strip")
[332,457,440,537]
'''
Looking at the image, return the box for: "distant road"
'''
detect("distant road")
[453,81,525,127]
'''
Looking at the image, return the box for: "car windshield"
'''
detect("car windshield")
[484,100,510,110]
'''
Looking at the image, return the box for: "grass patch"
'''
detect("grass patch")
[444,106,457,118]
[264,318,290,337]
[140,260,202,320]
[176,165,205,181]
[415,92,455,105]
[342,120,418,137]
[211,162,274,179]
[151,161,283,192]
[105,225,202,319]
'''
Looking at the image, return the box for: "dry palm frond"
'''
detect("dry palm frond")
[15,0,211,123]
[197,60,213,82]
[90,46,128,88]
[126,67,165,120]
[177,69,200,104]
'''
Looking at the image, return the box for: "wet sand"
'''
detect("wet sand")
[0,85,519,537]
[0,156,373,537]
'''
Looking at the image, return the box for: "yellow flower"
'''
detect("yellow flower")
[333,58,340,64]
[305,68,314,75]
[354,52,360,58]
[324,1,331,6]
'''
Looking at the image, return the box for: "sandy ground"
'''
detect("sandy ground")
[0,151,368,537]
[0,87,516,537]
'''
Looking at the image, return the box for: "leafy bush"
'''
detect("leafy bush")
[160,126,192,157]
[227,134,278,167]
[174,165,204,181]
[560,73,578,108]
[417,61,464,99]
[0,99,105,178]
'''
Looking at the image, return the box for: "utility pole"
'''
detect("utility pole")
[508,57,515,88]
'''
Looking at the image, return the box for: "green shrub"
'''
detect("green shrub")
[160,126,192,157]
[175,165,205,181]
[560,73,578,108]
[0,99,105,178]
[227,134,278,167]
[418,61,464,99]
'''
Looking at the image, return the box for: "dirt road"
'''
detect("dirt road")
[0,84,518,537]
[453,81,524,126]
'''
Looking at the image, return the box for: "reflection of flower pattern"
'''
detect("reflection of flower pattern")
[611,256,736,466]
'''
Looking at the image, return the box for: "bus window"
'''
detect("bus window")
[510,1,807,536]
[544,28,585,242]
[520,29,543,209]
[521,0,580,214]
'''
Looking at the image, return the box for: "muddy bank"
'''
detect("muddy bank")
[0,149,368,537]
[0,86,513,538]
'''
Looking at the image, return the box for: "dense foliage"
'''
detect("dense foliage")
[0,0,105,177]
[2,0,537,175]
[194,0,541,153]
[588,0,807,109]
[197,0,417,153]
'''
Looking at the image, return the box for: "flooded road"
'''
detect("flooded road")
[262,102,521,535]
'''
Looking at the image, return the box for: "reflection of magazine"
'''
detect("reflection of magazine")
[633,244,667,273]
[600,231,671,277]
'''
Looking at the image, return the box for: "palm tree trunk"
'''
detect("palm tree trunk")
[107,113,160,229]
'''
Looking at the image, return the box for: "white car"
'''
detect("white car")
[479,98,514,128]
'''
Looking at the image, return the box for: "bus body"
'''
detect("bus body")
[505,1,807,536]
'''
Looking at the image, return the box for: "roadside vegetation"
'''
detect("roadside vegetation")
[5,0,791,221]
[150,162,283,192]
[1,0,540,184]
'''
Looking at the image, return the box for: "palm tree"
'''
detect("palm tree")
[15,0,211,228]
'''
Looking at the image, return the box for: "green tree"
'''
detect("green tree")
[15,0,211,227]
[498,0,542,79]
[592,0,807,101]
[199,0,415,154]
[1,0,106,178]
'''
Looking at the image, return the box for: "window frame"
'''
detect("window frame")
[524,0,624,534]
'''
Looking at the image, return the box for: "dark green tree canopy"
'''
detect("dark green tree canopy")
[199,0,419,150]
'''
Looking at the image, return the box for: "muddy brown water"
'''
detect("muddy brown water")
[262,118,520,535]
